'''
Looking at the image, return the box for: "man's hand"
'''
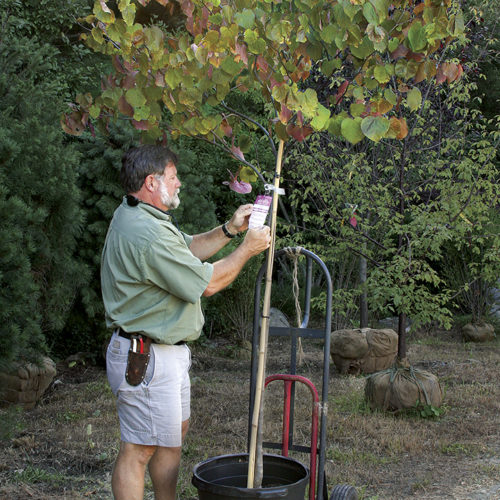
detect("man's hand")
[241,226,272,256]
[203,225,272,296]
[226,204,254,235]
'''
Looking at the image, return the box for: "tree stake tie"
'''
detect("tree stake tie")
[247,139,285,489]
[264,183,285,196]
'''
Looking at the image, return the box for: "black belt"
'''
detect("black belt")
[117,328,186,345]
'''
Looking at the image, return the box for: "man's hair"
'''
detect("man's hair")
[120,145,178,193]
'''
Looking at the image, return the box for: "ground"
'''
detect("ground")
[0,328,499,500]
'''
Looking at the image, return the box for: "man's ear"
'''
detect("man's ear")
[144,174,157,192]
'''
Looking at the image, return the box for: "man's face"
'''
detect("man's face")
[155,162,181,210]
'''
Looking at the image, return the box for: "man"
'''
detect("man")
[101,145,271,500]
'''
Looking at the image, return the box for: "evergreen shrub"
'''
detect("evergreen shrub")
[0,25,86,369]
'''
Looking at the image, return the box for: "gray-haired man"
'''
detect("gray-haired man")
[101,145,270,499]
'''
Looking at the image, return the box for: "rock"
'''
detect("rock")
[331,328,398,375]
[269,307,290,328]
[462,322,495,342]
[489,280,500,320]
[260,308,290,328]
[0,357,56,409]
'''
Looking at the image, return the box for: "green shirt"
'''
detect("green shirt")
[101,198,213,344]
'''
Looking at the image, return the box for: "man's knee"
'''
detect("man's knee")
[119,441,157,467]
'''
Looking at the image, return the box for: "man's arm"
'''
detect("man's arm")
[202,226,271,296]
[189,204,253,260]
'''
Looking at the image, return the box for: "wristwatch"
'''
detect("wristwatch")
[222,223,238,238]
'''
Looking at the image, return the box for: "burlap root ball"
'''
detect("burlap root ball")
[331,328,398,375]
[0,357,56,409]
[365,366,443,412]
[462,322,495,342]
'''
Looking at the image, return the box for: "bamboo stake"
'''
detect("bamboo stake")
[247,139,285,488]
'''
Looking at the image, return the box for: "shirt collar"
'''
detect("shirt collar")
[122,196,172,222]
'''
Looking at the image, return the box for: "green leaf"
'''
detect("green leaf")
[374,65,390,83]
[95,1,115,23]
[310,104,331,130]
[238,134,252,153]
[240,166,258,182]
[89,104,101,119]
[341,117,364,144]
[406,87,422,111]
[343,2,360,21]
[133,105,150,121]
[453,10,465,36]
[91,27,104,44]
[369,0,389,23]
[235,9,255,29]
[209,13,223,25]
[384,88,397,105]
[307,42,323,60]
[267,19,292,43]
[321,58,342,76]
[275,121,289,141]
[327,114,344,136]
[363,3,378,25]
[350,102,365,117]
[350,37,374,59]
[221,57,242,76]
[144,26,163,52]
[321,24,340,44]
[395,59,408,78]
[143,86,163,101]
[333,4,350,29]
[388,38,399,52]
[125,88,146,107]
[299,88,320,117]
[164,69,181,89]
[119,1,136,25]
[408,22,427,52]
[361,115,390,142]
[353,87,364,99]
[244,29,267,54]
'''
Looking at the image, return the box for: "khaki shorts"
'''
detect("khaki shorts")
[106,331,191,447]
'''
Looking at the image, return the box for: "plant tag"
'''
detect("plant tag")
[248,195,272,229]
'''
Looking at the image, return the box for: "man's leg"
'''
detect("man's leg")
[112,441,157,500]
[148,419,190,500]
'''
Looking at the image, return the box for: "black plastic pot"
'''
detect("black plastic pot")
[192,453,309,500]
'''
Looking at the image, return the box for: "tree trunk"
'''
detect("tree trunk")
[359,253,368,328]
[397,312,407,362]
[397,144,407,361]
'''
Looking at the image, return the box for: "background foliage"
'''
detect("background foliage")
[0,2,90,368]
[0,0,498,370]
[278,2,499,346]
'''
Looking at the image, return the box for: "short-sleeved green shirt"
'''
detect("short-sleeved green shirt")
[101,198,214,344]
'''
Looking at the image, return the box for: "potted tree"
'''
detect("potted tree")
[63,0,467,491]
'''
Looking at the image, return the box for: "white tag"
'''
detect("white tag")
[264,184,285,195]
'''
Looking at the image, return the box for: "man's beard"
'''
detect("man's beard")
[159,180,180,209]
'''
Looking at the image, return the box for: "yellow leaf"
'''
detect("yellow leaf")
[459,213,473,225]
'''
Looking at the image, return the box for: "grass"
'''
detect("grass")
[14,465,68,486]
[0,328,499,499]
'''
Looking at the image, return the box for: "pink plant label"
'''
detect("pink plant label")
[248,195,272,229]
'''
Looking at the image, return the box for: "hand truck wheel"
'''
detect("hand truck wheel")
[330,484,358,500]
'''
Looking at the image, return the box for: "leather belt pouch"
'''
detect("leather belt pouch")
[125,335,151,386]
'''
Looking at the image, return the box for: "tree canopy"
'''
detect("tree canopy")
[65,0,465,176]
